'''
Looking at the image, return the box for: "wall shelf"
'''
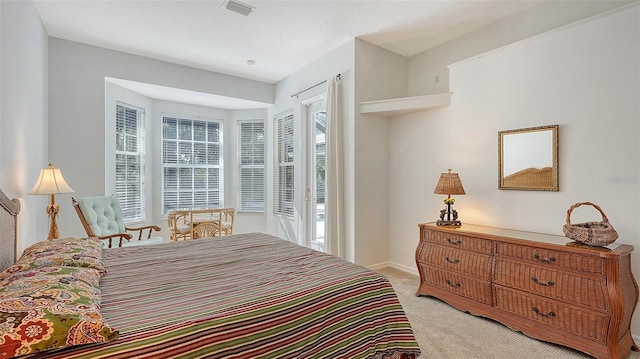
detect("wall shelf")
[359,93,452,117]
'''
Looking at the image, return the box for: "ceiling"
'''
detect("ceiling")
[34,0,542,108]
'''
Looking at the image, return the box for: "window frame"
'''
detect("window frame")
[237,119,265,212]
[115,102,146,223]
[273,111,295,217]
[161,113,224,215]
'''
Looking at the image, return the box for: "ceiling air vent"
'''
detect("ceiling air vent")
[222,0,254,16]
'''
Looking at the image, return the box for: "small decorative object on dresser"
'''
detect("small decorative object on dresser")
[433,169,466,227]
[416,222,638,359]
[563,202,618,246]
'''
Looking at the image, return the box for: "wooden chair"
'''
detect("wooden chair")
[73,196,163,248]
[167,210,192,241]
[169,208,236,240]
[218,208,235,236]
[192,222,221,239]
[190,208,235,237]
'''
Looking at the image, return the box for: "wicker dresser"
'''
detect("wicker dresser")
[416,222,638,359]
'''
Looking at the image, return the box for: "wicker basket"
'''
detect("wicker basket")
[562,202,618,246]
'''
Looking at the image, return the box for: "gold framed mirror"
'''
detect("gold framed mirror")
[499,125,558,191]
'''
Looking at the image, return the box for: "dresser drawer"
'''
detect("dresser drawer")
[418,244,491,280]
[496,242,603,275]
[419,265,492,305]
[495,286,609,344]
[494,258,607,311]
[423,229,492,254]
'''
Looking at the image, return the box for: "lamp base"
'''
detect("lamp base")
[46,197,60,240]
[437,205,461,227]
[436,219,461,227]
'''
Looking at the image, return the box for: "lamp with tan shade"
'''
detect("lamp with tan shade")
[433,169,465,227]
[29,164,75,240]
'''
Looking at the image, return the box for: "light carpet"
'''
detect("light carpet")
[378,267,640,359]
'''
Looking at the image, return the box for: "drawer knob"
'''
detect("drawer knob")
[531,276,555,286]
[532,307,556,318]
[447,238,462,245]
[445,280,461,288]
[533,254,556,263]
[445,256,460,264]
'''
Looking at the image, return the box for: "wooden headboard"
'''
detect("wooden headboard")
[0,188,20,271]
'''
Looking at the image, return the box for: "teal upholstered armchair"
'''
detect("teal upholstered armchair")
[72,195,163,248]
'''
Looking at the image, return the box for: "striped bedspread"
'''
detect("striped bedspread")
[31,233,420,358]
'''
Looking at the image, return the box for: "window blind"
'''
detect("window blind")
[115,103,145,223]
[162,116,223,214]
[274,112,294,217]
[238,121,265,212]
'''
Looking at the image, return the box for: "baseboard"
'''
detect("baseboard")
[387,262,420,276]
[366,261,419,276]
[365,261,390,271]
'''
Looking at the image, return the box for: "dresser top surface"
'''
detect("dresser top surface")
[419,222,632,255]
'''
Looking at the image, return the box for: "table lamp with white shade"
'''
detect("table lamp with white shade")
[29,163,75,240]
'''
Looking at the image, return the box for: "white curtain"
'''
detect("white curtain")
[325,76,344,258]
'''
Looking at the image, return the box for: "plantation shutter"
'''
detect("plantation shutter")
[238,121,265,211]
[274,112,294,216]
[162,116,223,214]
[115,103,145,223]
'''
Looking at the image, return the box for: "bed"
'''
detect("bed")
[0,188,420,358]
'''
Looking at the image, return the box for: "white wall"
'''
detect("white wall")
[354,39,408,267]
[48,38,274,239]
[389,2,640,330]
[1,1,2,167]
[408,0,635,96]
[0,1,49,253]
